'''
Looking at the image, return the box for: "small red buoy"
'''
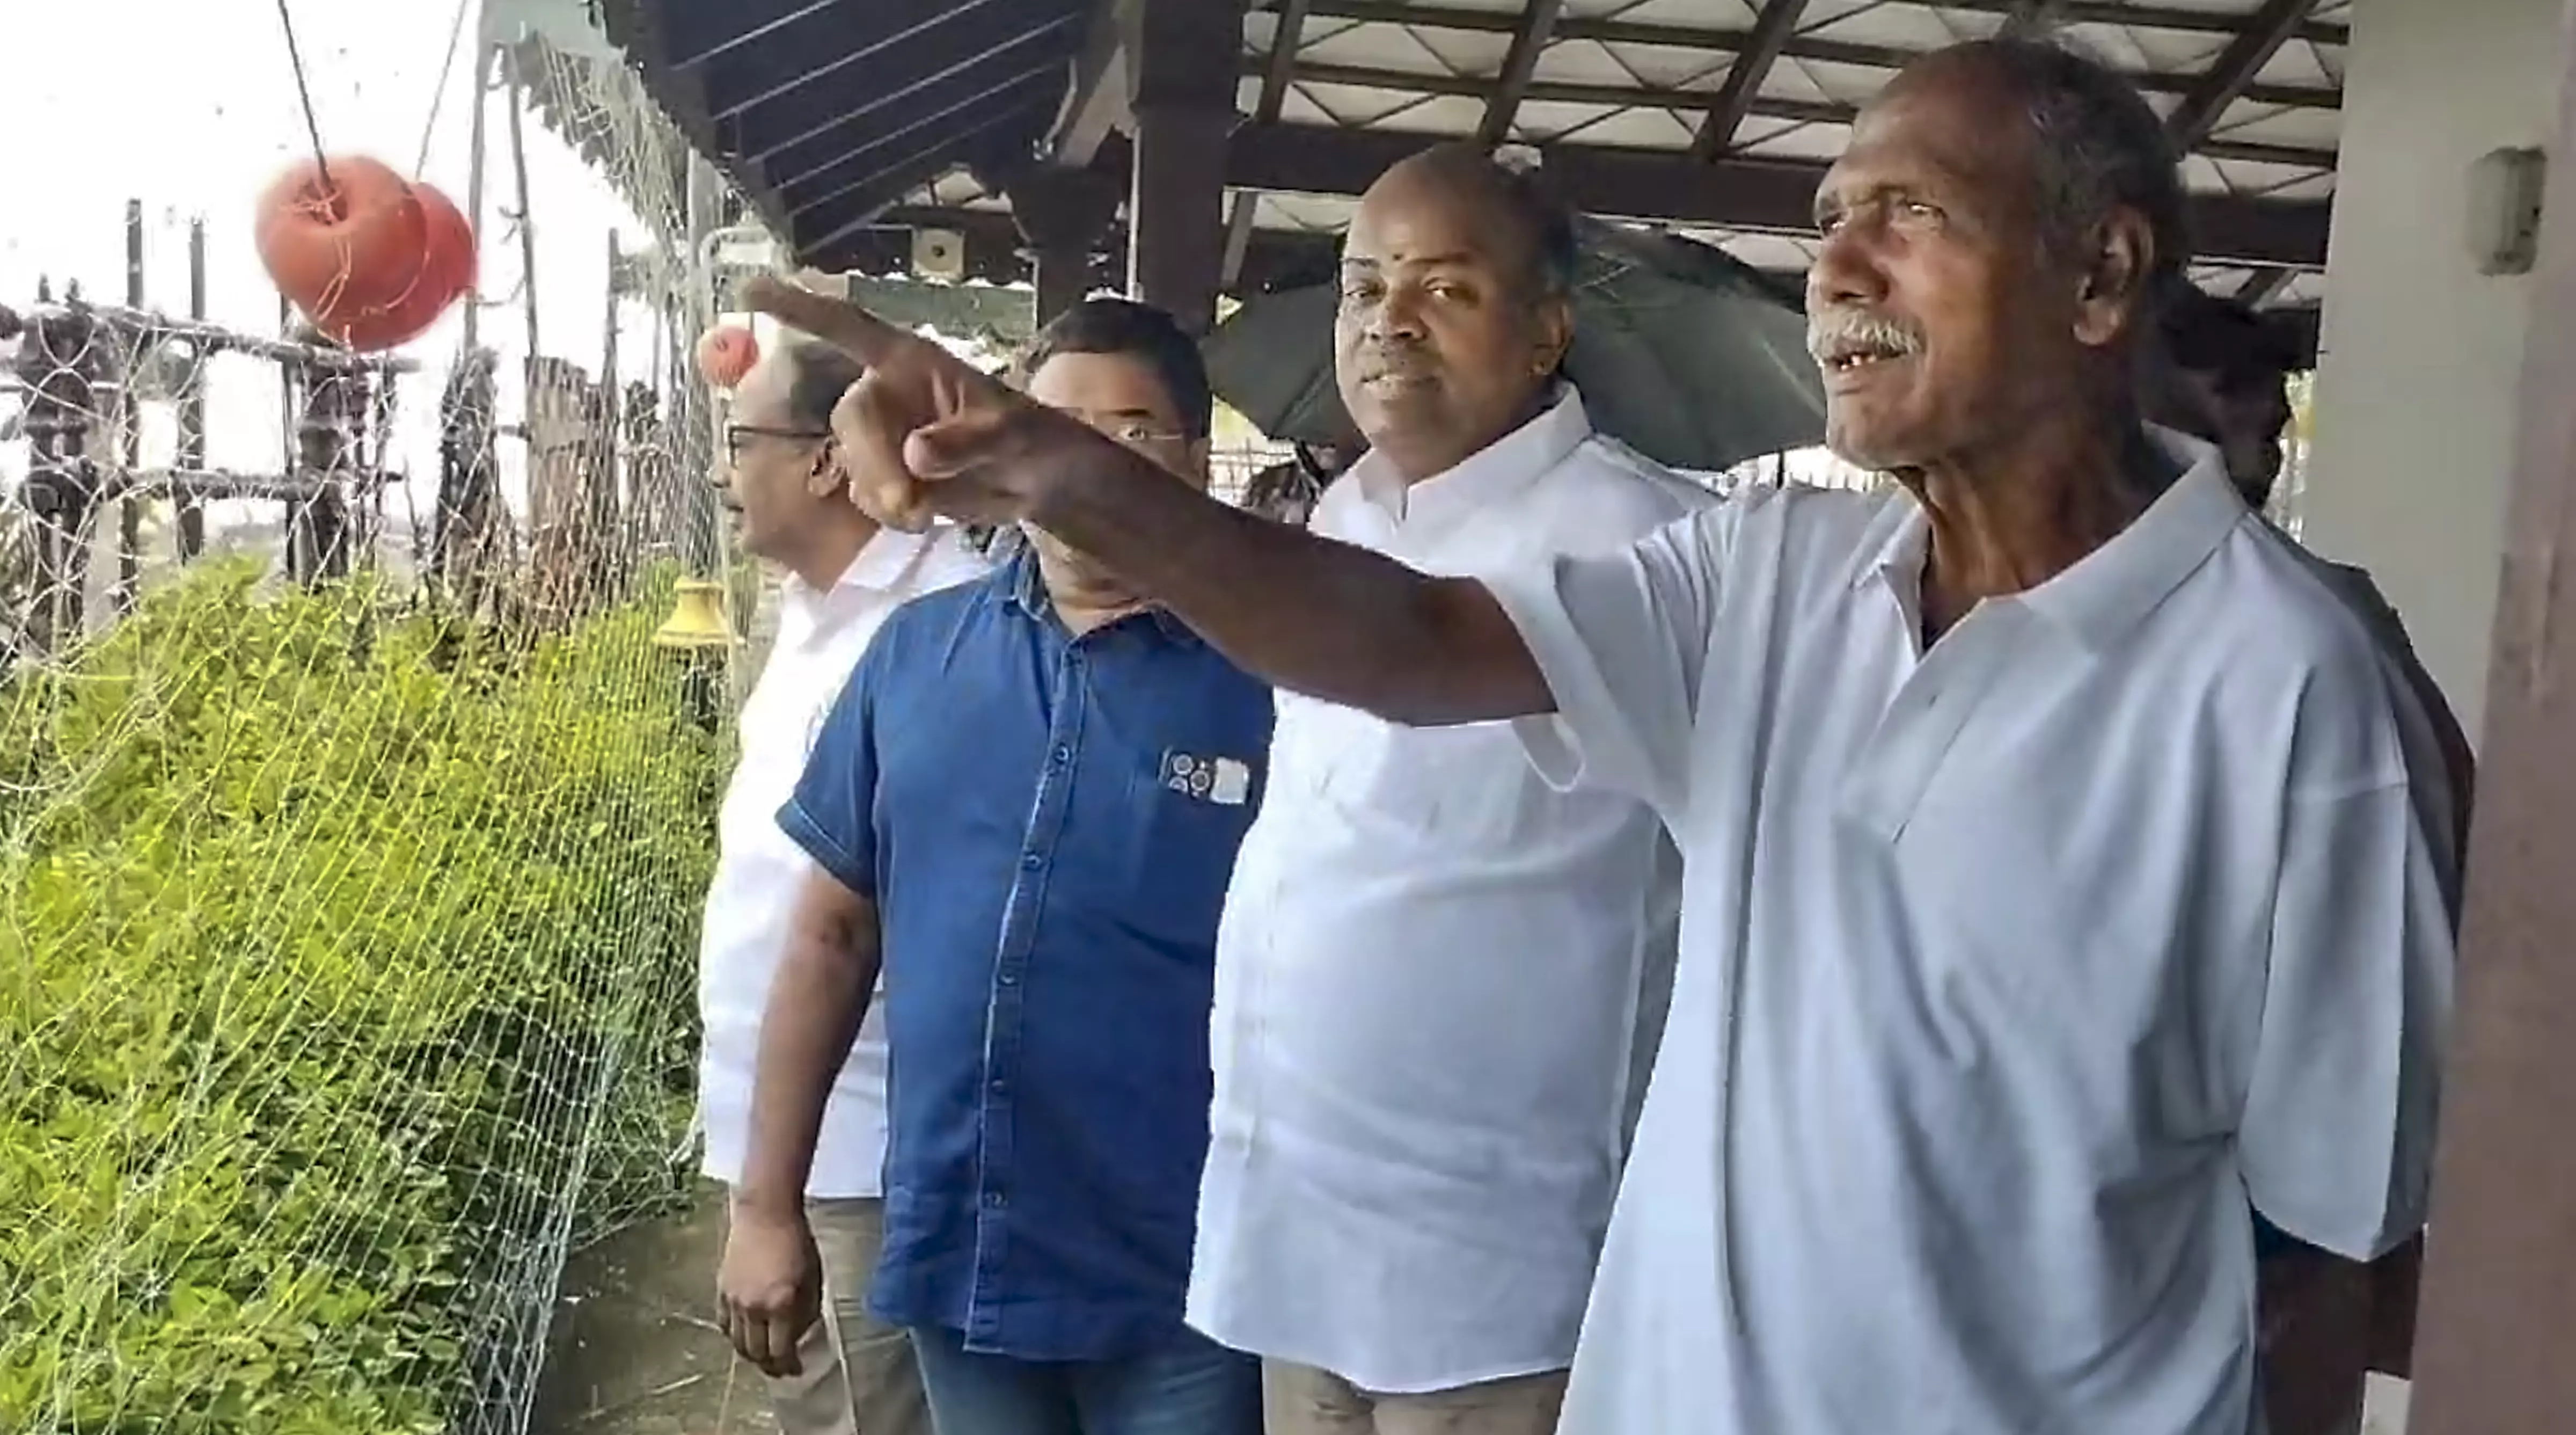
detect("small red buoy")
[337,181,476,353]
[697,324,761,390]
[254,155,430,341]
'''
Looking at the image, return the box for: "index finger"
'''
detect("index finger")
[737,275,909,366]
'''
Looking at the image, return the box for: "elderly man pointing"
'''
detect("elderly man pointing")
[743,35,2458,1435]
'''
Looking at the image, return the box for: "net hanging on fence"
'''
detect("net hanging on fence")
[0,22,733,1435]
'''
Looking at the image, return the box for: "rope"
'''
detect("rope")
[273,0,332,189]
[413,0,479,179]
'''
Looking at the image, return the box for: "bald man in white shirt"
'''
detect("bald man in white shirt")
[1189,144,1705,1435]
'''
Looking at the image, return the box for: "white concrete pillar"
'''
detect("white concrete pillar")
[2301,0,2570,744]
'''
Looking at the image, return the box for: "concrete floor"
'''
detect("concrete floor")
[529,574,785,1435]
[524,1190,2417,1435]
[531,1187,774,1435]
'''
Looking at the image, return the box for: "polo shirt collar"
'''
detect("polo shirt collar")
[1855,426,2247,657]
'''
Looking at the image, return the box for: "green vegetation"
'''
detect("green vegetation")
[0,564,719,1432]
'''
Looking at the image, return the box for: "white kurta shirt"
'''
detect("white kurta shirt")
[1481,433,2457,1435]
[1188,388,1710,1393]
[698,526,987,1198]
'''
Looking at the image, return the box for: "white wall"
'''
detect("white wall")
[2301,0,2570,744]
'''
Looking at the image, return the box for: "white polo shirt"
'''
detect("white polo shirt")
[697,525,987,1199]
[1481,433,2457,1435]
[1188,388,1709,1393]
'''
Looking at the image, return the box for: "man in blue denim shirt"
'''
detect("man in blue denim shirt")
[716,298,1272,1435]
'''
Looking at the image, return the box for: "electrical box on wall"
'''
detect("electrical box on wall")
[912,228,967,283]
[2468,145,2548,276]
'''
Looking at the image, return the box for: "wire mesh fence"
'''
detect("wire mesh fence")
[0,25,729,1435]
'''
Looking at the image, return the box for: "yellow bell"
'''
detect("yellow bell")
[653,579,738,650]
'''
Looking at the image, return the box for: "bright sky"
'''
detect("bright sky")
[1,0,657,547]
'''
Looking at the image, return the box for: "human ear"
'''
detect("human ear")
[804,442,844,499]
[1531,291,1574,375]
[2074,209,2154,348]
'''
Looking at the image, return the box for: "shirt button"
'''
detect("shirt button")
[990,1075,1009,1096]
[997,969,1019,987]
[1051,744,1071,767]
[984,1189,1007,1210]
[1020,850,1042,870]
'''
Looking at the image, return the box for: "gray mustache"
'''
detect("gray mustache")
[1806,311,1924,363]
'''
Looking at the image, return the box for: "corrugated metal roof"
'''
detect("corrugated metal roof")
[596,0,2345,325]
[595,0,1093,270]
[1230,0,2341,314]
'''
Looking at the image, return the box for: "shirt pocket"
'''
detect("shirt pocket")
[1305,700,1532,841]
[1117,746,1263,942]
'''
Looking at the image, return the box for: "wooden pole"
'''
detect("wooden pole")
[437,41,499,596]
[176,217,208,560]
[113,199,144,613]
[461,41,492,356]
[277,287,309,585]
[599,229,622,599]
[276,289,294,472]
[2405,21,2576,1435]
[680,155,725,574]
[1124,0,1248,334]
[20,302,102,654]
[504,47,541,360]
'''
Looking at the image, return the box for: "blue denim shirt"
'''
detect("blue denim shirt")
[778,552,1272,1361]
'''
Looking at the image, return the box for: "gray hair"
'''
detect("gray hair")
[779,337,865,433]
[1947,32,2192,305]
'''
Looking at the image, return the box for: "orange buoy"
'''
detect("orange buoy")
[254,155,431,341]
[336,181,477,353]
[697,323,761,390]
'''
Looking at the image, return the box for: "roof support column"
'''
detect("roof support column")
[1125,0,1247,333]
[1008,167,1123,327]
[2406,14,2576,1432]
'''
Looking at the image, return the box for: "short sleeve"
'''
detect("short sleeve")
[2240,777,2457,1261]
[1481,505,1728,821]
[777,638,890,898]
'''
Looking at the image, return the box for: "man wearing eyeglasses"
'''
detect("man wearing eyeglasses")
[719,298,1274,1435]
[698,336,988,1435]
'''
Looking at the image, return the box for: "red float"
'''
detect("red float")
[254,155,430,343]
[697,324,761,390]
[335,181,476,354]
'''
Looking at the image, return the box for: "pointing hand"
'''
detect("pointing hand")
[738,274,1074,531]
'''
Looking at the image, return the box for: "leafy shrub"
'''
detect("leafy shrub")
[0,563,719,1433]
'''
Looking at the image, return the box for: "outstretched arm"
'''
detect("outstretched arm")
[742,275,1552,727]
[1022,431,1547,725]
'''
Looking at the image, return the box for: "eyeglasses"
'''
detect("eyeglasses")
[1100,420,1191,448]
[1048,407,1190,449]
[724,424,830,463]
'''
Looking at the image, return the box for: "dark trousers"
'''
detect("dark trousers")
[908,1323,1262,1435]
